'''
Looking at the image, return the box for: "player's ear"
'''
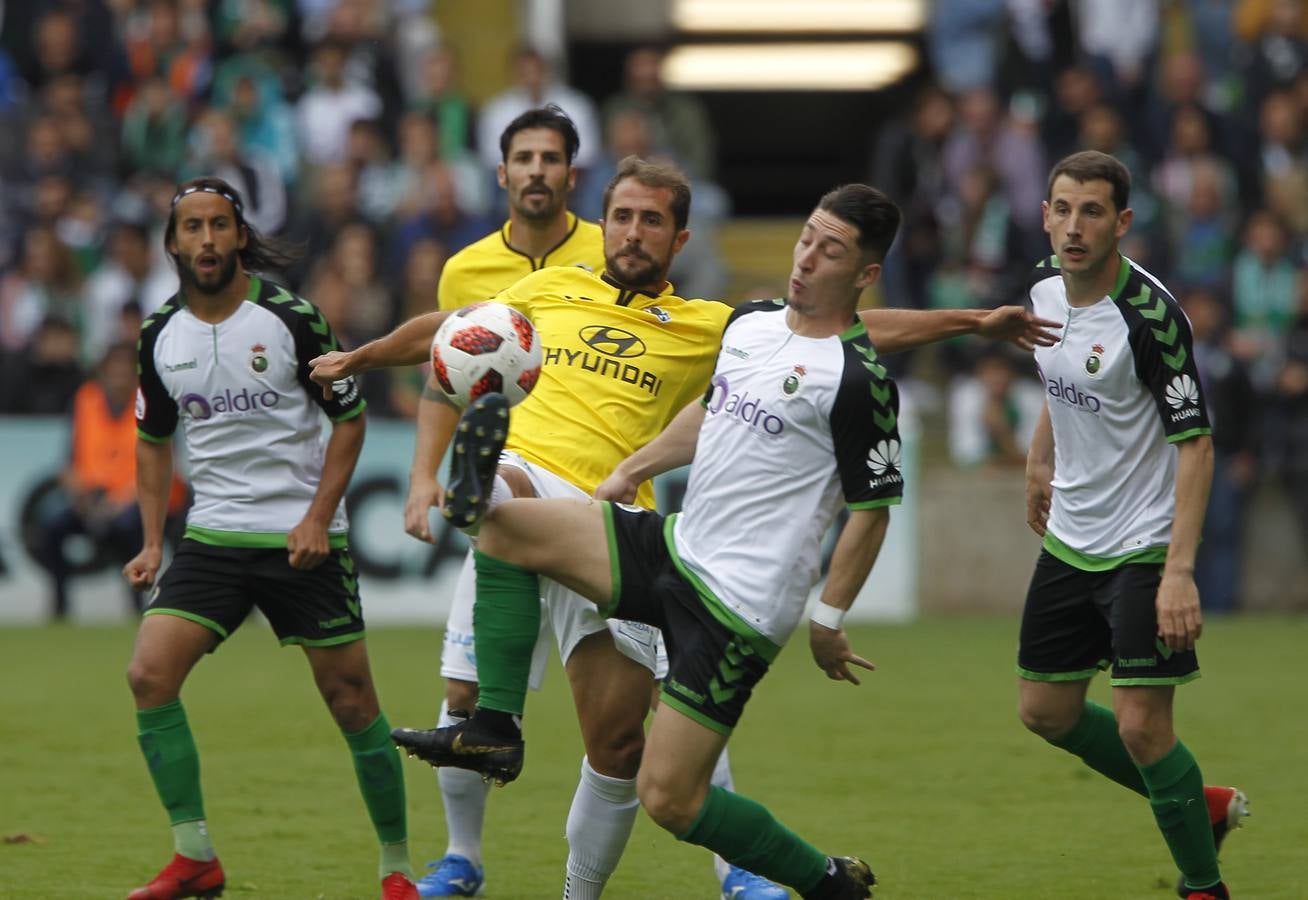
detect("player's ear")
[1115,206,1133,238]
[855,261,881,291]
[672,228,690,255]
[496,162,508,190]
[1041,200,1052,235]
[566,165,577,192]
[237,223,249,250]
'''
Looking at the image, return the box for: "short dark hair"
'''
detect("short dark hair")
[165,176,299,273]
[1047,150,1131,212]
[815,184,901,262]
[499,104,580,165]
[600,156,692,231]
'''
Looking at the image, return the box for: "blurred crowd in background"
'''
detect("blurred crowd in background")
[0,0,1305,615]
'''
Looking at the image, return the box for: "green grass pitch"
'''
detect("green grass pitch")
[1,615,1303,899]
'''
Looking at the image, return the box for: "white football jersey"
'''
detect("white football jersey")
[670,300,903,647]
[136,276,365,545]
[1029,255,1211,567]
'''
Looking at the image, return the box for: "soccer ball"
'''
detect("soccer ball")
[430,302,543,407]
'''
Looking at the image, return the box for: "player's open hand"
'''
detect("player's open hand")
[287,519,330,570]
[123,546,163,591]
[309,350,357,400]
[1156,571,1203,652]
[405,477,446,544]
[1025,464,1053,537]
[809,622,875,685]
[978,306,1061,352]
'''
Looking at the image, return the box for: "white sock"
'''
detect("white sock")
[562,756,639,900]
[710,746,734,882]
[437,699,490,865]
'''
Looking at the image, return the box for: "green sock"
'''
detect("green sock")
[343,713,413,880]
[1048,701,1148,796]
[136,701,214,861]
[472,550,540,716]
[679,786,828,893]
[1139,741,1221,890]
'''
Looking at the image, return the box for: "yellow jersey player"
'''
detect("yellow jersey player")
[312,155,1058,900]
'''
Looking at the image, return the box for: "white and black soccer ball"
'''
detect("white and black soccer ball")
[430,302,543,408]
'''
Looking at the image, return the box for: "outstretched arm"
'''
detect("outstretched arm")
[858,307,1060,354]
[809,506,890,685]
[309,311,450,392]
[595,400,707,503]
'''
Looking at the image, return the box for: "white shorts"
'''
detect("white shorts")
[439,451,668,689]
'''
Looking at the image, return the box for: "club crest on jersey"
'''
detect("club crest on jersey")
[647,306,671,323]
[782,364,806,396]
[249,343,269,374]
[1085,343,1104,377]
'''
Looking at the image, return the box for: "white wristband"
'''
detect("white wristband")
[810,602,845,630]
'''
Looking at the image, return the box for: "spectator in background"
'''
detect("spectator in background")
[1168,159,1237,292]
[1078,103,1162,253]
[873,84,954,319]
[601,46,716,180]
[295,38,382,168]
[184,107,288,235]
[927,0,1009,94]
[39,73,118,183]
[1,315,84,415]
[1274,283,1308,555]
[387,237,446,419]
[931,163,1022,316]
[948,345,1044,469]
[331,221,392,343]
[83,220,176,362]
[289,162,362,285]
[407,47,472,162]
[1230,209,1299,391]
[122,0,212,104]
[942,87,1047,259]
[1072,0,1160,123]
[1256,89,1308,235]
[120,76,188,177]
[1182,287,1258,614]
[1235,0,1308,111]
[212,69,300,184]
[35,342,185,620]
[0,225,84,351]
[1043,65,1103,162]
[476,46,601,173]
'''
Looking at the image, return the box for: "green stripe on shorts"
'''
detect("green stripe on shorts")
[280,631,367,648]
[1111,671,1201,687]
[658,689,732,736]
[144,608,229,639]
[600,502,621,618]
[1017,665,1104,682]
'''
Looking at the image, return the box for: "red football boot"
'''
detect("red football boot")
[127,853,225,899]
[381,872,420,900]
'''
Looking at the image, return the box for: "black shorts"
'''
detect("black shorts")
[1017,549,1199,686]
[602,503,776,736]
[146,539,365,647]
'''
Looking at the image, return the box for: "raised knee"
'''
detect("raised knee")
[636,774,698,835]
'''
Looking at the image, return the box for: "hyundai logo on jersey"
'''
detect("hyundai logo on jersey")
[579,325,647,358]
[1046,377,1102,413]
[706,374,785,435]
[181,387,281,420]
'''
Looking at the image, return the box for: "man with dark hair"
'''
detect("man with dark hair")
[1018,151,1247,900]
[122,179,420,900]
[396,183,911,900]
[312,163,1058,900]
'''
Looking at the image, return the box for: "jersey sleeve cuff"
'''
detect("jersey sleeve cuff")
[848,496,902,511]
[136,428,173,444]
[1166,426,1212,444]
[330,401,367,423]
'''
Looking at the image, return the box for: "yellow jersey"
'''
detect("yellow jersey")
[495,267,732,509]
[437,213,605,311]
